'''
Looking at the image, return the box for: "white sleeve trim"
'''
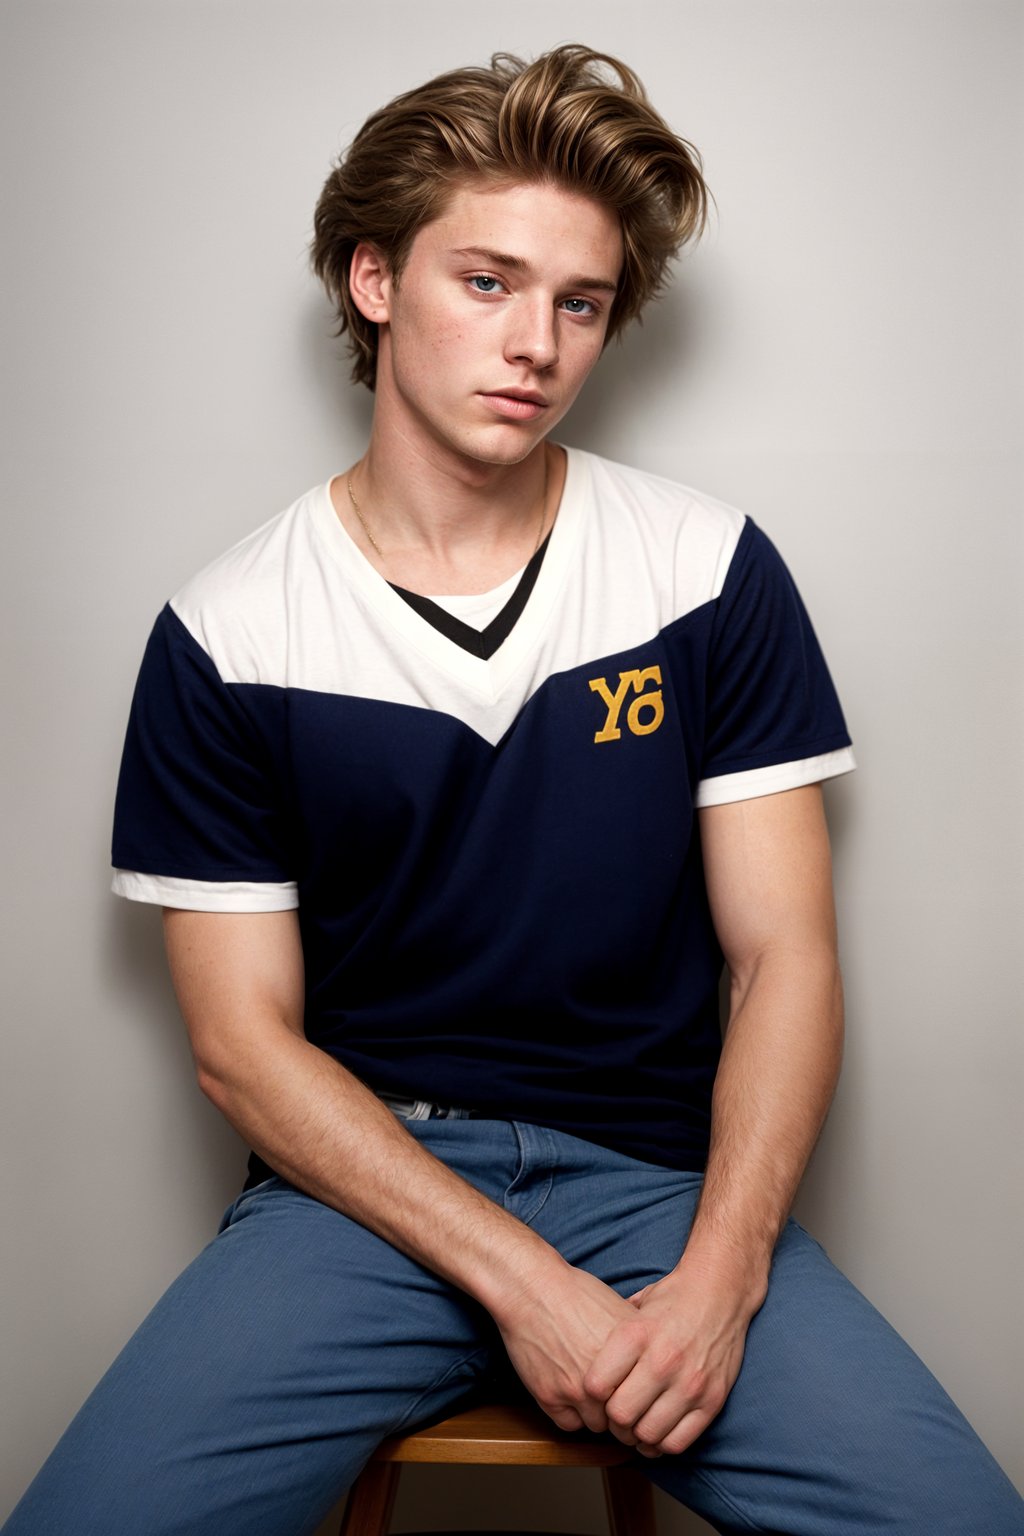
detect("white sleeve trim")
[111,870,299,911]
[694,746,857,808]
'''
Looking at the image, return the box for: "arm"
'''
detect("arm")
[685,780,843,1287]
[162,907,637,1424]
[580,783,844,1455]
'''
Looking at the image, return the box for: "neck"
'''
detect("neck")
[333,413,566,596]
[357,434,551,559]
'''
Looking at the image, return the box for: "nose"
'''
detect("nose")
[505,294,558,371]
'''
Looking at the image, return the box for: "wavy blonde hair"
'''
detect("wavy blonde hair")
[311,44,709,390]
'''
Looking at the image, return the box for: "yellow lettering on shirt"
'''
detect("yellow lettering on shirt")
[589,666,664,743]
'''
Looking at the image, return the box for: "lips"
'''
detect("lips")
[494,388,548,405]
[478,389,549,420]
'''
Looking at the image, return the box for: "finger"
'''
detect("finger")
[543,1397,611,1435]
[596,1402,638,1448]
[629,1384,695,1448]
[602,1363,668,1440]
[576,1399,611,1435]
[632,1372,729,1453]
[640,1404,715,1458]
[581,1321,646,1404]
[545,1404,585,1433]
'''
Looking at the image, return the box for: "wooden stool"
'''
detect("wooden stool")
[338,1396,657,1536]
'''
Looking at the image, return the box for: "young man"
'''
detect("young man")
[6,44,1022,1536]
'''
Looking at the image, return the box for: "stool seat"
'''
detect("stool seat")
[339,1396,657,1536]
[376,1398,638,1466]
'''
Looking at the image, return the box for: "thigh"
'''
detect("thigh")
[531,1133,1024,1535]
[3,1175,499,1536]
[644,1220,1024,1535]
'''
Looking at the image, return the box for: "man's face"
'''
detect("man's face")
[369,179,624,468]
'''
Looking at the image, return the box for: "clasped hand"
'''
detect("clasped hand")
[497,1257,757,1458]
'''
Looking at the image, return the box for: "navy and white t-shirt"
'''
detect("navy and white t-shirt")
[111,447,854,1171]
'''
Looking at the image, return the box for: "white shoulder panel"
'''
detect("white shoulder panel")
[584,453,746,623]
[163,452,751,746]
[169,491,317,686]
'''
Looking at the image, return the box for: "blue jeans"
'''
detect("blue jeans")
[5,1113,1023,1535]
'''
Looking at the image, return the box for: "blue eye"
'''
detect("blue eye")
[563,297,595,315]
[469,275,502,293]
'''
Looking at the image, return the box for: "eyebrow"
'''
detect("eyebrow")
[451,246,619,294]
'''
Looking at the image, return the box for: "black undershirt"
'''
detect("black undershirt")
[387,531,552,661]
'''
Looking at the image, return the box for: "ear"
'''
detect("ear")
[348,242,393,325]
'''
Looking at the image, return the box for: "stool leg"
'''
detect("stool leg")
[338,1460,401,1536]
[602,1462,658,1536]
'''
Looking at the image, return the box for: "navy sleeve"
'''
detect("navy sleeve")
[111,604,297,909]
[695,519,855,806]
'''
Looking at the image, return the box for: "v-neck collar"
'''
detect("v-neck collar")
[387,529,552,661]
[312,446,587,702]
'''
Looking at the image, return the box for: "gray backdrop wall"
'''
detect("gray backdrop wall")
[3,2,1021,1530]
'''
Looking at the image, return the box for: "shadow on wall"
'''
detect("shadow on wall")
[298,291,376,447]
[788,772,868,1253]
[562,259,721,462]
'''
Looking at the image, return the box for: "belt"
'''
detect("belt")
[375,1088,478,1122]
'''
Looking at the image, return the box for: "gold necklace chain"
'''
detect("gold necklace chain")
[345,471,385,558]
[345,452,550,569]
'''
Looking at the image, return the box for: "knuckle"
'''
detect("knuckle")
[606,1403,635,1430]
[581,1368,607,1399]
[651,1344,684,1378]
[683,1367,709,1400]
[546,1376,584,1412]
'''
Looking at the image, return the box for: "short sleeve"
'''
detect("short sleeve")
[110,603,297,910]
[695,519,856,807]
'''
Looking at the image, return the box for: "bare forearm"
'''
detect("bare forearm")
[197,1020,565,1320]
[165,910,563,1319]
[680,946,844,1306]
[570,788,847,1454]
